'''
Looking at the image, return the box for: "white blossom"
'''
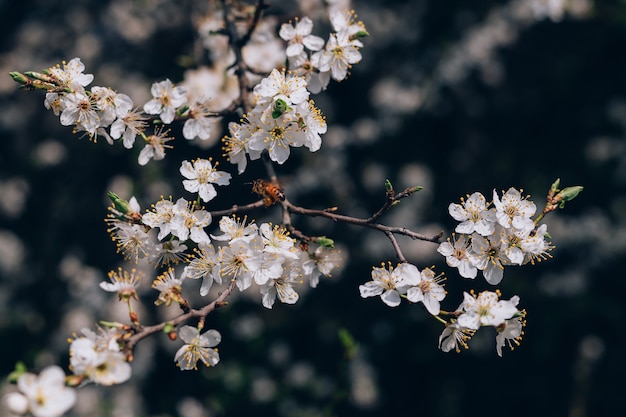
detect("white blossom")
[175,326,221,370]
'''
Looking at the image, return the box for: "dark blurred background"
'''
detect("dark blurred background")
[0,0,623,416]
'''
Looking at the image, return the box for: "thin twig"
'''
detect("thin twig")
[124,281,238,353]
[285,201,442,243]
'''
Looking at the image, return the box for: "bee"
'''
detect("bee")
[251,179,285,207]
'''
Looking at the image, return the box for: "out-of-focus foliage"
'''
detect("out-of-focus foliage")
[0,0,624,416]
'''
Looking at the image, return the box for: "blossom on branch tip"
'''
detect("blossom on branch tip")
[316,31,362,82]
[48,57,93,90]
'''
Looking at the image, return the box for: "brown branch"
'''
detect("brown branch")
[367,186,423,223]
[124,281,238,354]
[220,0,267,114]
[240,0,268,46]
[285,201,442,243]
[385,231,407,263]
[208,199,267,217]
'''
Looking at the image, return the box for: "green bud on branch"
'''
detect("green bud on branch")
[163,322,175,334]
[108,191,131,215]
[315,236,335,248]
[7,362,27,384]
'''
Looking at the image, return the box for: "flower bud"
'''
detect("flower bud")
[352,30,370,39]
[550,178,561,193]
[272,98,290,119]
[108,191,131,215]
[557,185,584,203]
[24,70,55,83]
[316,236,335,249]
[163,322,175,334]
[7,362,27,383]
[9,71,29,85]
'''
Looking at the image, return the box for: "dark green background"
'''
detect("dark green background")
[0,0,623,416]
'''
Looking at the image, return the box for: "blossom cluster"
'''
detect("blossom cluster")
[68,327,132,385]
[222,11,368,171]
[39,59,220,166]
[19,8,368,174]
[437,187,551,285]
[359,262,446,315]
[438,290,525,357]
[4,1,583,414]
[280,11,368,93]
[223,69,327,170]
[153,216,340,309]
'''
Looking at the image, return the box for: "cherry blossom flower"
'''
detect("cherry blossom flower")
[448,191,496,237]
[175,326,221,370]
[109,106,147,149]
[438,322,474,353]
[60,88,99,134]
[492,187,536,232]
[456,291,520,330]
[316,31,362,82]
[152,268,186,306]
[138,127,174,165]
[359,262,420,307]
[169,198,212,244]
[279,17,325,57]
[182,99,214,140]
[496,313,526,357]
[183,243,222,296]
[260,223,298,259]
[69,328,131,386]
[254,69,309,106]
[180,158,232,203]
[437,234,478,279]
[406,267,446,315]
[49,57,93,90]
[260,272,301,308]
[143,79,187,124]
[99,267,143,301]
[210,215,258,243]
[4,366,76,417]
[218,236,264,291]
[471,231,509,285]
